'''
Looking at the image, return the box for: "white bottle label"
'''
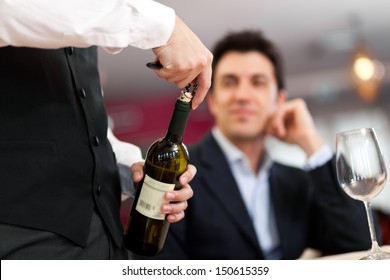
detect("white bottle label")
[135,174,175,220]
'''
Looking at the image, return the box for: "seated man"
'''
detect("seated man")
[137,30,379,260]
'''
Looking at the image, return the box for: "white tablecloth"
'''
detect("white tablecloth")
[317,245,390,260]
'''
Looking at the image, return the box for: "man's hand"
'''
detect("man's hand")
[131,162,195,223]
[152,16,213,110]
[266,98,324,157]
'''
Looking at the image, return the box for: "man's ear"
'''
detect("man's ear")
[206,90,217,116]
[277,89,287,104]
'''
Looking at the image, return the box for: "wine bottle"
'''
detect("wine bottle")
[124,87,194,256]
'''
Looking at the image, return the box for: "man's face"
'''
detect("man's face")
[209,51,284,142]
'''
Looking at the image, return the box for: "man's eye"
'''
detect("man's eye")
[253,79,267,87]
[222,78,236,87]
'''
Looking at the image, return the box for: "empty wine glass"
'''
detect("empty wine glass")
[336,127,390,260]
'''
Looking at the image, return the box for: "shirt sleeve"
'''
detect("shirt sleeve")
[107,127,144,167]
[304,145,333,171]
[0,0,175,49]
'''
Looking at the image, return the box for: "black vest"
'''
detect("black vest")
[0,46,123,247]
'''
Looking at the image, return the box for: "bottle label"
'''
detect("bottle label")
[135,174,175,220]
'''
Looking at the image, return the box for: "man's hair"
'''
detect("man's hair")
[211,30,285,91]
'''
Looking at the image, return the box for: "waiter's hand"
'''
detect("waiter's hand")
[131,162,195,223]
[152,16,212,110]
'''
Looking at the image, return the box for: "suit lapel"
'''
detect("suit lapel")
[197,134,262,252]
[269,164,292,257]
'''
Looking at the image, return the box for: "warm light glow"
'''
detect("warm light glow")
[353,56,375,81]
[350,49,385,103]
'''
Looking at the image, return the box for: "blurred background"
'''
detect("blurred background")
[100,0,390,219]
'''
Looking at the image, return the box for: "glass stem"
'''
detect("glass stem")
[363,201,381,253]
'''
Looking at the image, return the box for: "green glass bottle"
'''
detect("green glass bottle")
[124,89,193,256]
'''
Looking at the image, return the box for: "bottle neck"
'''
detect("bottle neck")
[166,98,192,143]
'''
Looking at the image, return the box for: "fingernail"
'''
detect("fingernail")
[162,205,172,213]
[166,192,175,200]
[167,215,176,222]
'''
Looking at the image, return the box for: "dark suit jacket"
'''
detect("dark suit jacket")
[150,132,376,259]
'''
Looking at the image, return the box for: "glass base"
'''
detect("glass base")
[360,250,390,260]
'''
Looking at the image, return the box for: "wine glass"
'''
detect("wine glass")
[336,127,390,260]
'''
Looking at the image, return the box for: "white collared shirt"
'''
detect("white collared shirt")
[0,0,175,50]
[212,127,333,259]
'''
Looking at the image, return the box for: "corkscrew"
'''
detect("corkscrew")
[146,61,198,102]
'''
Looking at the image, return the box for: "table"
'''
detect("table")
[317,245,390,260]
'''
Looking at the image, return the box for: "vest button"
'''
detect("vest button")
[97,185,102,195]
[80,88,87,98]
[68,47,74,55]
[94,136,100,146]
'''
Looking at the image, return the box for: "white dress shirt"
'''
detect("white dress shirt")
[212,127,333,259]
[0,0,175,50]
[107,128,143,167]
[107,128,143,200]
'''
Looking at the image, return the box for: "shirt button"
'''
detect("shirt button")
[97,185,102,195]
[80,88,86,98]
[94,136,100,146]
[68,47,74,55]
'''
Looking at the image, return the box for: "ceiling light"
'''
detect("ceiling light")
[350,48,385,103]
[353,56,375,81]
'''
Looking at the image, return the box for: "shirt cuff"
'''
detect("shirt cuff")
[126,0,176,49]
[304,145,333,171]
